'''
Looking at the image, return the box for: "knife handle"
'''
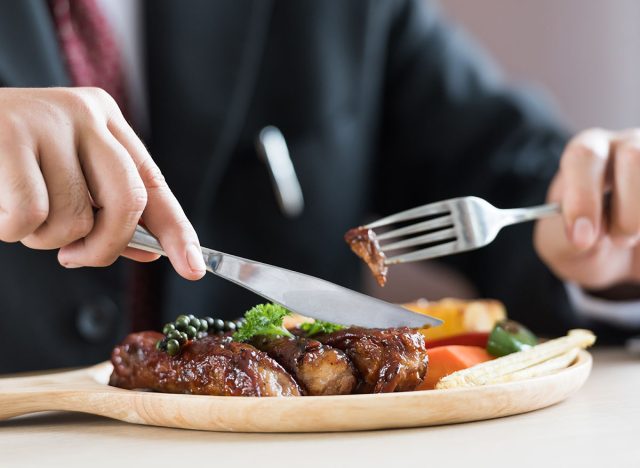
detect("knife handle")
[128,225,167,257]
[128,225,222,273]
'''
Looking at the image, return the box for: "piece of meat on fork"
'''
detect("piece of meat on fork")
[251,336,358,396]
[109,331,301,396]
[312,327,429,393]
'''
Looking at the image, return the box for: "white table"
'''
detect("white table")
[1,348,638,468]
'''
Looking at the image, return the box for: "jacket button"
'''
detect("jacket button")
[75,296,119,343]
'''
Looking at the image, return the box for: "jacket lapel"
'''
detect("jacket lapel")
[0,0,69,86]
[145,0,273,225]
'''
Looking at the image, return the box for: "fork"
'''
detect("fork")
[367,197,560,265]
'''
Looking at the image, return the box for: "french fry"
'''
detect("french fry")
[436,329,595,389]
[489,348,580,384]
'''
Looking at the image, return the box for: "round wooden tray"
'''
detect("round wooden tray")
[0,350,592,432]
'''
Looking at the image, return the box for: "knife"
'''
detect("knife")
[129,225,442,328]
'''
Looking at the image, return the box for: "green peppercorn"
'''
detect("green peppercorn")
[175,315,190,330]
[188,314,196,320]
[196,331,207,339]
[155,340,163,350]
[162,323,176,335]
[166,330,182,341]
[234,319,245,330]
[185,325,197,339]
[198,319,208,332]
[189,317,201,330]
[223,320,236,332]
[204,317,214,328]
[179,331,189,343]
[213,319,225,332]
[166,339,180,356]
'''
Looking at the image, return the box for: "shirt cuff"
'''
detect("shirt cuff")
[565,282,640,328]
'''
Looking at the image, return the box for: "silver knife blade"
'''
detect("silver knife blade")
[128,225,441,328]
[203,248,442,329]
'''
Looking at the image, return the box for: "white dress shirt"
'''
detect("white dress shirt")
[96,0,148,134]
[567,283,640,328]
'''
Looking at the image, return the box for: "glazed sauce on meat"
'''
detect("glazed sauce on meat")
[109,328,429,396]
[251,335,357,395]
[344,226,388,286]
[109,332,302,397]
[313,327,428,393]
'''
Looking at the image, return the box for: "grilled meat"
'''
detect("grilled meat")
[313,327,428,393]
[344,226,388,286]
[109,331,301,396]
[251,336,357,395]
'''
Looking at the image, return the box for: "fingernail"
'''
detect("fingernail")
[62,262,82,269]
[572,217,595,248]
[186,244,206,273]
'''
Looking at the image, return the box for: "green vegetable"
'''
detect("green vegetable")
[232,303,293,342]
[213,319,225,332]
[175,315,190,331]
[189,317,201,329]
[300,320,345,336]
[166,339,180,356]
[486,319,538,357]
[166,330,181,342]
[157,313,218,355]
[156,306,293,355]
[185,325,197,339]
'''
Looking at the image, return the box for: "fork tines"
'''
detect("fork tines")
[366,201,458,265]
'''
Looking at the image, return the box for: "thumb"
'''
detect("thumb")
[559,130,611,250]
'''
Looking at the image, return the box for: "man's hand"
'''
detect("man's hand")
[534,128,640,292]
[0,87,206,279]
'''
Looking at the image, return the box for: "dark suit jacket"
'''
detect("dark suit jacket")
[0,0,632,372]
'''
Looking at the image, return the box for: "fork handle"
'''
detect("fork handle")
[500,203,560,226]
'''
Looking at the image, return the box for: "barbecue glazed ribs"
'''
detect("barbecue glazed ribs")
[109,328,428,396]
[109,331,301,396]
[251,336,357,396]
[312,327,429,393]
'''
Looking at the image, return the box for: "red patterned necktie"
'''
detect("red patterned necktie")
[48,0,130,116]
[48,0,159,331]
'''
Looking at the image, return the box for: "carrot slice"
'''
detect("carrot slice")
[417,345,493,390]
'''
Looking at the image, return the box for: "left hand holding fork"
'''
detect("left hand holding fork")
[535,128,640,296]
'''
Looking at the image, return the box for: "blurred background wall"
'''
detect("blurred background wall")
[364,0,640,303]
[441,0,640,130]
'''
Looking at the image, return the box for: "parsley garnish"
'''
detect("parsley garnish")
[232,303,294,342]
[300,320,345,337]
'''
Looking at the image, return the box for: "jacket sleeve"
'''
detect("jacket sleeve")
[372,0,635,341]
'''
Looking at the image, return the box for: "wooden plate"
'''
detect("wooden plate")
[0,350,591,432]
